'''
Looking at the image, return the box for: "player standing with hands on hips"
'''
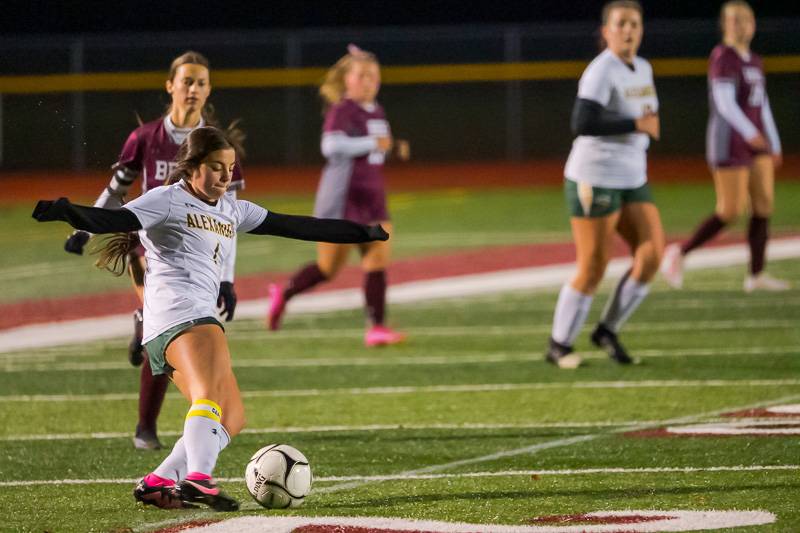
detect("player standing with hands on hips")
[62,51,245,450]
[33,126,389,511]
[661,1,788,292]
[267,44,410,346]
[546,0,664,368]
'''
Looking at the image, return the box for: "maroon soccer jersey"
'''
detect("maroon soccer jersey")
[314,99,390,224]
[706,45,768,167]
[117,117,244,193]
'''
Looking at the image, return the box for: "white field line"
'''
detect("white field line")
[3,344,799,373]
[0,421,661,442]
[316,393,800,494]
[2,464,797,488]
[1,236,797,353]
[6,378,800,403]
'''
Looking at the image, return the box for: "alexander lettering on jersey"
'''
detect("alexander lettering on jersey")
[624,85,656,98]
[185,212,234,238]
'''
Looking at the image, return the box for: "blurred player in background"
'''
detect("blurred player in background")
[661,1,788,292]
[63,51,245,450]
[34,126,389,510]
[267,44,410,346]
[545,0,663,368]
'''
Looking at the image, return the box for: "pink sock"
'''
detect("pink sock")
[185,471,212,482]
[144,473,174,487]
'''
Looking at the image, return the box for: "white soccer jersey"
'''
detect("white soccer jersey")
[564,49,659,189]
[124,182,268,342]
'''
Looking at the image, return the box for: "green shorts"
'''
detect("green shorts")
[564,180,654,218]
[143,317,224,376]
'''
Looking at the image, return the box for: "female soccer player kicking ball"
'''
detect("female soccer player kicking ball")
[268,44,410,347]
[63,51,246,450]
[33,126,388,511]
[546,0,664,368]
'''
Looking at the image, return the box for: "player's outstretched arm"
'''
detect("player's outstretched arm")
[32,198,142,234]
[247,211,388,243]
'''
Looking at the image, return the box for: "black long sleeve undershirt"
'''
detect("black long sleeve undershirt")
[32,198,142,233]
[248,211,388,243]
[571,98,637,137]
[33,199,388,243]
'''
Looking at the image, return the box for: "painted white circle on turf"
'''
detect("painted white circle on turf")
[174,510,776,532]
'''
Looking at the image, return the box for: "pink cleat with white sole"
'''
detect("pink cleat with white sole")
[267,283,286,331]
[365,325,406,347]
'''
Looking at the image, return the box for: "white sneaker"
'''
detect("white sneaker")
[743,273,791,293]
[660,243,684,289]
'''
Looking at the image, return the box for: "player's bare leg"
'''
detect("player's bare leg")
[548,213,619,369]
[662,167,747,288]
[361,222,404,346]
[745,155,789,291]
[594,202,664,364]
[268,242,351,330]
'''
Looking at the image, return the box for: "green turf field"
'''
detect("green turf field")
[1,257,799,531]
[4,181,800,303]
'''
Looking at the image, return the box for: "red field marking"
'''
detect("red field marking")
[152,519,221,533]
[0,231,765,331]
[4,156,800,204]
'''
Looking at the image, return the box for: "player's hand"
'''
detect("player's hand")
[747,133,769,151]
[367,224,390,241]
[217,281,237,322]
[772,153,783,169]
[635,112,660,140]
[395,139,411,161]
[32,197,70,222]
[376,136,393,152]
[64,230,91,255]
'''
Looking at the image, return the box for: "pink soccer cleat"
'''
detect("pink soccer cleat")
[267,283,286,331]
[660,243,684,289]
[365,325,406,347]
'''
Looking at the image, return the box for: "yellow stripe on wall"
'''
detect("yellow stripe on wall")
[0,56,798,94]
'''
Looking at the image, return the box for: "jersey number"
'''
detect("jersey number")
[212,242,221,265]
[748,84,765,107]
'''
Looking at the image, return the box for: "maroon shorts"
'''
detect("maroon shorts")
[128,233,146,258]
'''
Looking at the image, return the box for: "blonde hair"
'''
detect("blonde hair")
[319,44,379,109]
[93,127,235,276]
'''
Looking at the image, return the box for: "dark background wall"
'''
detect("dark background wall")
[1,19,798,170]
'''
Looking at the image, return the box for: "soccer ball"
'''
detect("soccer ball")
[245,444,313,508]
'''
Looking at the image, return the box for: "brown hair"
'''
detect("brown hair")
[93,127,235,276]
[165,51,246,158]
[319,44,379,110]
[598,0,643,49]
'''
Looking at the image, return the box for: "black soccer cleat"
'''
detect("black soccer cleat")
[591,323,638,365]
[128,308,145,367]
[134,478,195,509]
[545,337,583,369]
[177,478,239,512]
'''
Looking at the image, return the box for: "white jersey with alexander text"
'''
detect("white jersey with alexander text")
[564,49,659,189]
[123,182,267,342]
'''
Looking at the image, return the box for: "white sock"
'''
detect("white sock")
[153,437,188,482]
[551,284,593,346]
[601,272,650,333]
[184,399,223,476]
[152,424,232,482]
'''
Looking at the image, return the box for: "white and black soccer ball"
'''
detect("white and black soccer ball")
[245,444,313,508]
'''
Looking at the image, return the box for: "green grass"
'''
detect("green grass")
[4,180,800,303]
[2,258,800,531]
